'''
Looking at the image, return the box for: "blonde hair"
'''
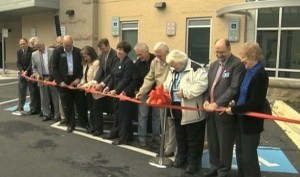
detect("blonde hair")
[166,49,188,64]
[240,42,263,61]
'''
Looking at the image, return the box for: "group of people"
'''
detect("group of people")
[14,35,271,177]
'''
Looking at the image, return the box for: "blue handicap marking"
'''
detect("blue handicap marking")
[202,146,298,174]
[5,102,30,112]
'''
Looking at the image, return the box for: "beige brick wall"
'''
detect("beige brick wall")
[98,0,245,58]
[59,0,98,48]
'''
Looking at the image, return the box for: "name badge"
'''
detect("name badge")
[222,70,230,78]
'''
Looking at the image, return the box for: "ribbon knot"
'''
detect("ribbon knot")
[147,84,171,105]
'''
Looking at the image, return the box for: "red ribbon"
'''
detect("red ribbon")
[20,74,300,124]
[147,84,171,105]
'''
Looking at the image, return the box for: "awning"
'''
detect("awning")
[216,0,300,17]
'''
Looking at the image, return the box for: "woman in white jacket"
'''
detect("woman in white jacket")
[163,50,208,175]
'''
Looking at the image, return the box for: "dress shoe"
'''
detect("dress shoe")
[173,158,187,168]
[164,151,175,157]
[42,116,51,122]
[66,127,74,133]
[85,126,93,134]
[92,130,103,136]
[185,165,198,174]
[203,170,218,177]
[27,110,39,115]
[139,140,147,147]
[103,134,118,140]
[112,140,129,145]
[39,112,43,117]
[59,119,66,125]
[52,117,60,122]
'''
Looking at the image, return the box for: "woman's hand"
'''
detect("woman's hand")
[225,107,233,115]
[108,89,116,95]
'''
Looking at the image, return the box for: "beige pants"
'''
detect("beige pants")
[160,109,177,154]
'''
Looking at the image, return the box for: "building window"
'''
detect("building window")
[121,22,138,61]
[257,7,300,79]
[186,18,211,65]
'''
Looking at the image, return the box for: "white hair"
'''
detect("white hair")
[153,42,169,53]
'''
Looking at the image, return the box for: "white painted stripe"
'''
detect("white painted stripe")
[272,100,300,149]
[50,122,174,159]
[0,96,29,106]
[0,81,18,86]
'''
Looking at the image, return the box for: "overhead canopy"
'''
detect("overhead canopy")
[0,0,59,22]
[216,0,300,17]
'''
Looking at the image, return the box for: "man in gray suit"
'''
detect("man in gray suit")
[31,38,60,121]
[203,38,245,177]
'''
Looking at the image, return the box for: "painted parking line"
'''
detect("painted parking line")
[3,101,299,174]
[272,100,300,149]
[202,146,298,174]
[4,101,30,111]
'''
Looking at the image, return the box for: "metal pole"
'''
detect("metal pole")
[148,108,173,168]
[2,33,5,73]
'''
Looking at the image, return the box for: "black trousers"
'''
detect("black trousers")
[87,93,104,132]
[58,88,88,128]
[110,98,134,142]
[171,103,206,167]
[236,116,261,177]
[75,90,89,128]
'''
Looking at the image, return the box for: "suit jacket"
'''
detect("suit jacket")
[205,54,245,107]
[52,46,83,85]
[16,46,34,76]
[94,48,118,82]
[103,55,134,96]
[232,66,269,134]
[31,48,54,81]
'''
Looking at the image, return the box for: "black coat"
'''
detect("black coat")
[52,46,83,85]
[94,48,118,82]
[232,66,270,134]
[103,56,134,96]
[16,46,34,76]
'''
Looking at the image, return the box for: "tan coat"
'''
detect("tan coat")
[138,58,170,95]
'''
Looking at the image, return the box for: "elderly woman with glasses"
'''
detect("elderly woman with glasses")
[163,49,208,176]
[225,42,271,177]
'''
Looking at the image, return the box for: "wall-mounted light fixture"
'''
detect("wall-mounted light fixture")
[65,10,75,16]
[154,2,166,9]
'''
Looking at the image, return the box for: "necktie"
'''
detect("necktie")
[210,63,224,103]
[104,54,108,77]
[22,50,26,60]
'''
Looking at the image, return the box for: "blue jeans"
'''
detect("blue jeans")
[138,94,160,142]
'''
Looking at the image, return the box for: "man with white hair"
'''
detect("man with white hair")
[31,38,60,122]
[136,42,176,157]
[132,43,158,147]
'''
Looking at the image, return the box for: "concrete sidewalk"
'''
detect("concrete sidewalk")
[0,69,18,80]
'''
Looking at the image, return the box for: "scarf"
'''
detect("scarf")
[237,62,263,106]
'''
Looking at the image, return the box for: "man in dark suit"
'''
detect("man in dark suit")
[203,38,245,177]
[13,38,34,116]
[52,35,85,132]
[94,38,118,115]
